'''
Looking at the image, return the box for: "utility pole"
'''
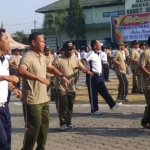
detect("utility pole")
[34,20,36,29]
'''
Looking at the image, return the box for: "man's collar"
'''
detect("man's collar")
[0,55,5,63]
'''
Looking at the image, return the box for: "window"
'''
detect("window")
[103,12,110,17]
[119,10,125,15]
[110,11,119,17]
[103,10,125,17]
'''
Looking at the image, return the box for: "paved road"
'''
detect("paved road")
[11,70,150,150]
[11,102,150,150]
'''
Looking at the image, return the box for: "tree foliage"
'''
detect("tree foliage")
[11,31,29,45]
[67,0,86,40]
[43,9,66,33]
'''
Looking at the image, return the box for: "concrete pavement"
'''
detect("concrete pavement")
[10,70,150,150]
[11,102,150,150]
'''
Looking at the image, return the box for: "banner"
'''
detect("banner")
[111,12,150,42]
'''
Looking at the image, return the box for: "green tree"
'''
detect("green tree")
[43,9,66,47]
[67,0,86,47]
[11,31,29,45]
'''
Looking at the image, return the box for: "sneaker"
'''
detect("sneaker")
[68,124,77,129]
[60,124,68,131]
[118,97,129,102]
[116,96,122,100]
[131,90,140,94]
[106,80,111,82]
[91,111,102,115]
[141,123,150,129]
[122,97,129,102]
[111,102,122,110]
[139,91,144,94]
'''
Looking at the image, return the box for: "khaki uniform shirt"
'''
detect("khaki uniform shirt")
[20,51,50,104]
[46,54,55,77]
[105,50,111,57]
[10,55,21,66]
[10,55,22,76]
[53,55,84,92]
[113,51,126,74]
[139,48,150,90]
[130,48,140,70]
[124,48,129,56]
[139,49,144,55]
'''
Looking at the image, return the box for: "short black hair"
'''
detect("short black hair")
[28,32,43,45]
[90,39,98,49]
[101,46,106,52]
[0,29,5,40]
[60,48,64,52]
[57,46,61,50]
[14,48,20,52]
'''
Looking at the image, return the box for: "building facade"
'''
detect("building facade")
[32,0,150,49]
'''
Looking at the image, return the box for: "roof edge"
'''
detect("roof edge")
[35,3,124,14]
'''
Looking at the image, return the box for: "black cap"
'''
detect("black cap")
[140,42,146,47]
[63,41,74,50]
[132,40,139,45]
[44,45,50,51]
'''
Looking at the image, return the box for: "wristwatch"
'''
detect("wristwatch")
[60,74,65,78]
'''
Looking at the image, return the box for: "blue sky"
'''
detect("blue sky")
[0,0,57,34]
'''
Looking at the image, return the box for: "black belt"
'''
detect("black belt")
[0,102,6,107]
[94,73,102,76]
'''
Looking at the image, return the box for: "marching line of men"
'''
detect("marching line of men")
[0,28,150,150]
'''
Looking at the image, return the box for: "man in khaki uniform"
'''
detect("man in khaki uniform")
[139,36,150,129]
[130,40,142,94]
[139,42,146,55]
[124,45,130,74]
[113,41,129,101]
[18,33,69,150]
[53,41,86,131]
[10,48,22,88]
[44,46,56,101]
[106,47,112,69]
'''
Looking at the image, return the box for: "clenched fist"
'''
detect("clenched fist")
[5,75,19,84]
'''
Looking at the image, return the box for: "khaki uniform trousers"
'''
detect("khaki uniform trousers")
[56,89,76,126]
[142,90,150,125]
[131,68,142,92]
[22,102,49,150]
[117,73,129,98]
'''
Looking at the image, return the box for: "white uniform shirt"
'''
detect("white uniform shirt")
[0,58,9,103]
[100,51,107,64]
[78,52,81,60]
[4,54,12,60]
[85,50,102,75]
[111,49,117,57]
[122,51,126,61]
[80,51,87,59]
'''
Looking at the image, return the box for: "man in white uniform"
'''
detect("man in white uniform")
[100,46,110,82]
[82,40,122,115]
[0,29,22,150]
